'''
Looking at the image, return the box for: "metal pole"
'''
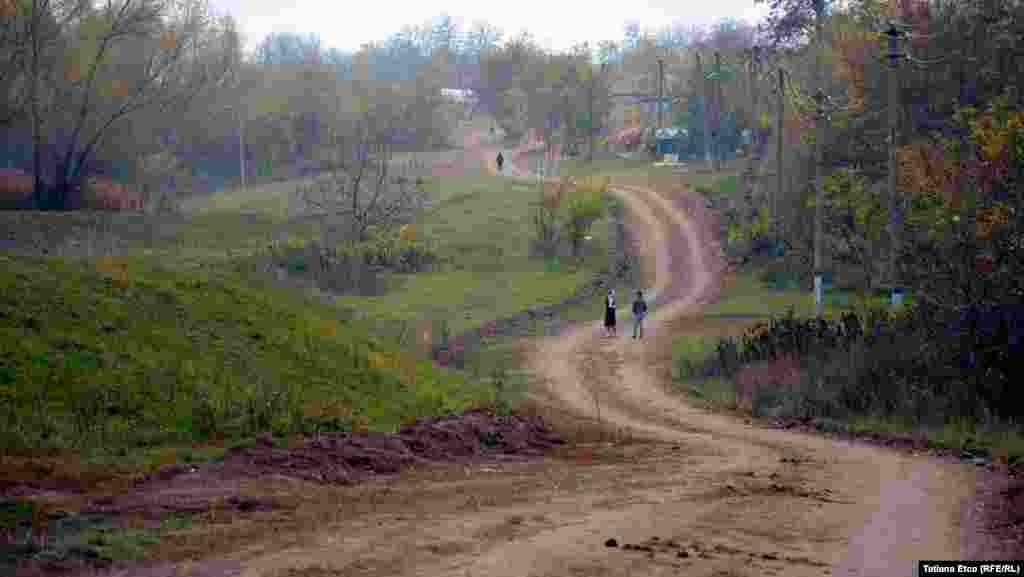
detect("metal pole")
[886,23,903,306]
[696,52,713,170]
[747,46,760,207]
[713,51,723,172]
[239,108,246,194]
[813,0,827,318]
[748,46,760,176]
[776,68,784,228]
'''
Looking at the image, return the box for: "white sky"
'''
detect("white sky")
[211,0,770,55]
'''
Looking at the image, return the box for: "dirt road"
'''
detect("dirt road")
[217,131,1002,577]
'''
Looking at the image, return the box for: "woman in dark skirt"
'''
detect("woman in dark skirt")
[604,288,617,337]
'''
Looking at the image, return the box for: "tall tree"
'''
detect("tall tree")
[15,0,234,208]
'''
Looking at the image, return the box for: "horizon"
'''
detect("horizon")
[211,0,770,55]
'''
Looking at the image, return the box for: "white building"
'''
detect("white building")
[440,88,478,107]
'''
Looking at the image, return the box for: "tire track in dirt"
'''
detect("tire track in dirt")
[515,172,982,574]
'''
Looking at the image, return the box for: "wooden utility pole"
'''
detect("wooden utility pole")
[713,51,724,171]
[587,73,595,163]
[812,0,827,318]
[588,61,607,163]
[775,68,785,227]
[696,52,713,170]
[746,46,761,202]
[885,22,904,306]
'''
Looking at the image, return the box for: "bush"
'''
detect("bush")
[690,299,1024,427]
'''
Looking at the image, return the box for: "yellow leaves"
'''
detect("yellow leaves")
[95,256,130,289]
[159,29,177,51]
[367,350,391,371]
[316,318,338,339]
[64,61,82,83]
[976,202,1012,241]
[302,397,353,424]
[398,224,416,243]
[109,78,129,98]
[367,349,419,385]
[970,109,1024,162]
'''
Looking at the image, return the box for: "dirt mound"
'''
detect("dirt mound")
[85,408,563,519]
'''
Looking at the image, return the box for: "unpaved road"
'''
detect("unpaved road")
[215,132,1002,577]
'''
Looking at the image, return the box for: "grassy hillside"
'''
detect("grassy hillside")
[0,253,490,456]
[0,171,618,468]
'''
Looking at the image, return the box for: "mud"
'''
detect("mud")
[2,408,564,577]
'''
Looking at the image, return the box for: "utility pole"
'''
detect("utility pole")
[696,52,713,171]
[238,107,246,195]
[775,68,785,227]
[713,51,724,172]
[588,61,607,163]
[657,58,665,132]
[746,45,761,201]
[885,22,904,306]
[812,0,827,318]
[588,72,595,163]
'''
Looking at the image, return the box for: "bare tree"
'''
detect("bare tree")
[295,87,429,246]
[15,0,233,209]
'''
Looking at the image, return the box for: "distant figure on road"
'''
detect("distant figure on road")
[496,152,504,172]
[632,290,648,339]
[604,289,617,337]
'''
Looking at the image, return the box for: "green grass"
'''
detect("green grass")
[1,172,616,462]
[179,180,308,216]
[334,175,612,334]
[0,253,491,455]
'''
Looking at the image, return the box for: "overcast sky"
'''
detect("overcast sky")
[211,0,769,55]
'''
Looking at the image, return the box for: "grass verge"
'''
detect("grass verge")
[670,269,1024,464]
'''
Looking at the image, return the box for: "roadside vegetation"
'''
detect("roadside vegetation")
[668,96,1024,463]
[0,253,489,454]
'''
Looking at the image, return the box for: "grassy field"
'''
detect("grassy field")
[331,175,612,334]
[0,253,490,462]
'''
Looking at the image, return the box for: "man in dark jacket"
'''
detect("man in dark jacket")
[496,152,504,172]
[632,290,648,339]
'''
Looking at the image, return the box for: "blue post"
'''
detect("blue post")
[891,286,903,307]
[814,274,823,311]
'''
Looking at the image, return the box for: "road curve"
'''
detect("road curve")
[228,131,988,577]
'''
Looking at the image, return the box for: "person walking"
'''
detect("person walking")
[632,290,648,339]
[604,288,617,337]
[496,151,504,172]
